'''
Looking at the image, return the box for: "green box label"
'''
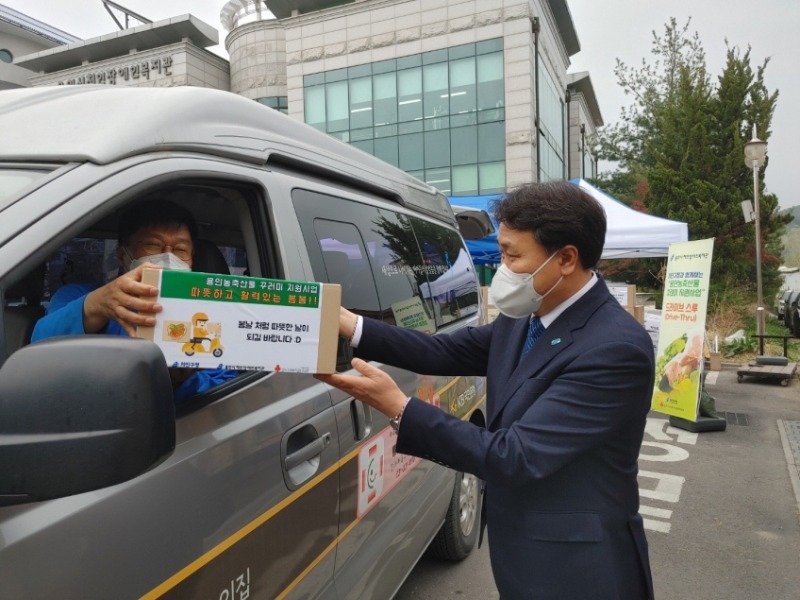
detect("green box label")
[160,271,320,308]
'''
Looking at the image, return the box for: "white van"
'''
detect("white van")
[0,86,488,599]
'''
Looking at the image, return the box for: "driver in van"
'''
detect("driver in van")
[31,199,239,402]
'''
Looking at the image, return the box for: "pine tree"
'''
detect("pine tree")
[597,18,787,300]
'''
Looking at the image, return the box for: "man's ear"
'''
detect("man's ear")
[558,245,580,274]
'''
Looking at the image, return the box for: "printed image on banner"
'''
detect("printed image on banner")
[151,270,326,373]
[651,238,714,420]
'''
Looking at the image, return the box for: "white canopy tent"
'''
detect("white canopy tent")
[571,178,688,259]
[449,180,689,263]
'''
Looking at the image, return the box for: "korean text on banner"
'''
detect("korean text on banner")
[651,239,715,421]
[137,269,341,374]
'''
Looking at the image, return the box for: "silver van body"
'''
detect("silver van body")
[0,86,487,599]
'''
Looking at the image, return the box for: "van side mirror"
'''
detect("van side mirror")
[336,335,353,372]
[0,336,175,506]
[450,205,495,240]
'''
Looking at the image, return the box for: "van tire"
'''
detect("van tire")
[427,471,481,561]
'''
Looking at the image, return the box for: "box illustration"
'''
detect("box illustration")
[137,269,341,374]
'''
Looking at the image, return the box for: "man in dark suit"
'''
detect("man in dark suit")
[317,181,655,599]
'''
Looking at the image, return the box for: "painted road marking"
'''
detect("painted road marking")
[639,417,695,533]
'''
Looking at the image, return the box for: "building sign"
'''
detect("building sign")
[58,55,174,86]
[651,239,715,421]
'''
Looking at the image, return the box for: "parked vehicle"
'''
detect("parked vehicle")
[0,86,488,599]
[784,290,800,334]
[777,289,793,319]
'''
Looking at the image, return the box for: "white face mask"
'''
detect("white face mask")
[128,252,191,272]
[489,253,562,318]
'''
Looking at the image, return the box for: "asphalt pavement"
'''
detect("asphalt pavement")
[397,363,800,599]
[646,363,800,599]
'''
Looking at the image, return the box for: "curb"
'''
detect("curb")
[777,419,800,525]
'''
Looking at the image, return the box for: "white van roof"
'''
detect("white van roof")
[0,86,455,225]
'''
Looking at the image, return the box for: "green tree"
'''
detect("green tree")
[599,18,788,301]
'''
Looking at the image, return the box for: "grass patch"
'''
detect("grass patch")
[706,292,800,363]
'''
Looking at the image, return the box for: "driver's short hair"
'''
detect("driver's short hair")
[117,198,198,247]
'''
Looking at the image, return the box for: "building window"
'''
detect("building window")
[537,57,565,182]
[302,39,506,196]
[0,49,13,64]
[256,96,288,114]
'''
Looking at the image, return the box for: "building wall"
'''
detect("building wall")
[567,92,598,180]
[260,0,574,195]
[0,27,59,89]
[226,19,287,100]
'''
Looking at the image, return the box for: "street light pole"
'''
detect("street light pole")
[744,124,768,348]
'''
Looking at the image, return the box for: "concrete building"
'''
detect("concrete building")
[567,71,603,180]
[0,3,79,90]
[15,14,229,90]
[225,0,603,195]
[2,0,603,196]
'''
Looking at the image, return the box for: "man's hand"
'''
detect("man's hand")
[82,263,162,336]
[316,358,408,419]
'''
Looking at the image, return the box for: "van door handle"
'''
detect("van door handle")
[350,400,371,441]
[284,432,331,471]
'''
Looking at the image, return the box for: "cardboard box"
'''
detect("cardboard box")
[623,304,645,325]
[608,284,637,308]
[137,269,341,374]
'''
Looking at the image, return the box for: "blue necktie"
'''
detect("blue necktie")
[521,315,544,359]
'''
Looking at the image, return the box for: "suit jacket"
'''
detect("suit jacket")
[356,276,655,599]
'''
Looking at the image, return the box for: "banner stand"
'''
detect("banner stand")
[651,239,715,422]
[669,414,727,433]
[668,371,727,433]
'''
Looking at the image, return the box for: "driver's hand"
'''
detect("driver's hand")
[82,262,162,336]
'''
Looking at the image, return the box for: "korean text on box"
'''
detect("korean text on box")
[137,269,341,374]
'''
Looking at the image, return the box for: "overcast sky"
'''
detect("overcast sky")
[5,0,797,208]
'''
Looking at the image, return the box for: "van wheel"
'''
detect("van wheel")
[427,471,481,561]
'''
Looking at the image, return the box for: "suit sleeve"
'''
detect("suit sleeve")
[355,317,491,377]
[397,337,654,490]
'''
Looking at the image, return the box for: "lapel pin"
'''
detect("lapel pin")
[551,338,561,346]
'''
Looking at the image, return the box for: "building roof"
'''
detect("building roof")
[567,71,603,127]
[14,14,217,73]
[264,0,353,19]
[547,0,580,57]
[0,3,80,46]
[262,0,582,58]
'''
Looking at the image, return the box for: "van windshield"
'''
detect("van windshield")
[0,168,51,209]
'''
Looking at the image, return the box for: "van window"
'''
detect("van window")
[2,181,261,408]
[294,189,477,332]
[0,167,51,208]
[411,219,480,326]
[314,219,381,317]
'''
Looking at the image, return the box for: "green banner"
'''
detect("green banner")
[651,239,715,420]
[160,271,321,308]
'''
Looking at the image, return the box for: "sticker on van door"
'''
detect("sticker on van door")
[357,437,384,516]
[356,430,422,518]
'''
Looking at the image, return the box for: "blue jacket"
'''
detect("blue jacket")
[356,276,655,599]
[32,283,238,402]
